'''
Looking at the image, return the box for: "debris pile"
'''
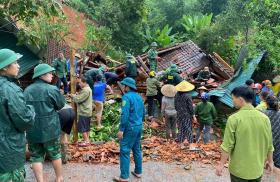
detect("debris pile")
[69,141,120,164]
[142,136,222,164]
[68,137,222,165]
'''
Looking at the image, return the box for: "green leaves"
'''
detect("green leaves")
[181,13,213,40]
[142,25,177,52]
[86,102,121,142]
[0,0,61,22]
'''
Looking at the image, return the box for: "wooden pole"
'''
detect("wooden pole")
[70,48,78,143]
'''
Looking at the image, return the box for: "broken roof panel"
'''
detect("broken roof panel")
[209,52,265,108]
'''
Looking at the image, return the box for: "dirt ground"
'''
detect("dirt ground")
[25,161,276,182]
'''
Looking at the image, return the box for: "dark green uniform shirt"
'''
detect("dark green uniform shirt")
[0,76,35,173]
[148,49,158,71]
[84,68,104,88]
[24,79,65,143]
[161,71,183,86]
[125,58,138,78]
[52,58,68,78]
[197,70,210,80]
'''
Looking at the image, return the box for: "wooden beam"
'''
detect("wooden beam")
[70,48,78,143]
[117,81,125,95]
[136,56,150,73]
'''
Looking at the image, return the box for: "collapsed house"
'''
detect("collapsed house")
[105,40,234,93]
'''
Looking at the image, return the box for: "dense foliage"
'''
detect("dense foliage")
[0,0,68,48]
[1,0,279,75]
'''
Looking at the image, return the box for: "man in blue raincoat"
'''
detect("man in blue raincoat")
[113,77,145,182]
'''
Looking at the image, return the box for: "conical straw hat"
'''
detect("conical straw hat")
[197,86,208,90]
[175,81,195,92]
[161,84,177,97]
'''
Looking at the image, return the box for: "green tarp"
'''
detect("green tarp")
[209,53,265,108]
[0,31,40,77]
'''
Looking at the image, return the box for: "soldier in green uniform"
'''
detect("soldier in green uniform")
[84,66,106,89]
[148,42,160,72]
[24,64,65,182]
[160,64,183,86]
[125,53,138,79]
[0,49,35,182]
[52,52,68,94]
[196,66,211,81]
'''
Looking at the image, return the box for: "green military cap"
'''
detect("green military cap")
[121,77,137,90]
[0,49,22,69]
[151,42,158,47]
[32,64,55,79]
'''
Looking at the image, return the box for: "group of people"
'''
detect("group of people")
[0,49,65,181]
[0,48,117,182]
[145,63,216,144]
[1,45,280,182]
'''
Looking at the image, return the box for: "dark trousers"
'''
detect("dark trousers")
[196,123,211,144]
[56,77,68,94]
[107,77,119,85]
[147,95,161,117]
[230,174,262,182]
[165,114,176,139]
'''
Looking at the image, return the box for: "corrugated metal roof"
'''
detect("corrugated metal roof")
[0,31,40,77]
[209,53,265,107]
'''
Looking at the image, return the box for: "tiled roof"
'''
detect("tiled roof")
[141,40,210,74]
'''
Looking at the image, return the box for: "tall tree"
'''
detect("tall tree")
[95,0,146,54]
[197,0,228,17]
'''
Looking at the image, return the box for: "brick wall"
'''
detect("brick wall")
[45,39,71,64]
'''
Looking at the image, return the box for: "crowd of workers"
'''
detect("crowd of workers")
[0,44,279,182]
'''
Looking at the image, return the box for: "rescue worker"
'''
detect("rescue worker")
[148,42,160,72]
[124,53,138,79]
[0,49,35,182]
[52,52,68,94]
[196,66,211,81]
[24,64,65,182]
[114,77,145,182]
[160,64,183,86]
[84,66,106,89]
[146,71,161,120]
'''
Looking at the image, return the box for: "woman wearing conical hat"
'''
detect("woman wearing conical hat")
[174,81,197,143]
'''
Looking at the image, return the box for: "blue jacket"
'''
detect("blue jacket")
[120,91,145,132]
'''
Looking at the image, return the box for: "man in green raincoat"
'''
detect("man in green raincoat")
[24,64,65,182]
[52,52,68,94]
[0,49,35,182]
[148,42,160,72]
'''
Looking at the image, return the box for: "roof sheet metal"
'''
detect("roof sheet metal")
[209,53,265,107]
[0,31,40,77]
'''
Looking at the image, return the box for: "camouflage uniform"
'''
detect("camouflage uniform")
[0,166,25,182]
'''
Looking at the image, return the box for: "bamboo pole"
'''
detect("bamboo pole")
[70,48,78,143]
